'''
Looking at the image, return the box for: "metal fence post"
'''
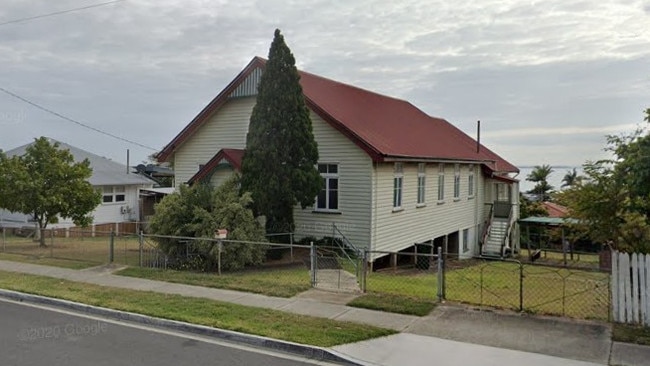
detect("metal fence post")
[437,246,444,301]
[217,240,222,276]
[109,230,115,263]
[49,229,53,258]
[138,231,143,267]
[310,241,317,287]
[2,227,5,252]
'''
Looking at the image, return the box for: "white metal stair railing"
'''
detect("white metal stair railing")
[482,218,509,257]
[332,223,363,281]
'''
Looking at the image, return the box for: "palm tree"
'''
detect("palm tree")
[526,164,553,183]
[526,164,554,201]
[561,168,579,188]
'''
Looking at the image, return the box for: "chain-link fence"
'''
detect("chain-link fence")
[0,227,139,267]
[0,226,611,321]
[135,233,313,297]
[443,254,610,321]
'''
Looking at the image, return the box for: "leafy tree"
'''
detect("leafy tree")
[0,138,100,246]
[519,193,548,219]
[564,110,650,253]
[149,175,267,271]
[526,164,554,201]
[241,29,322,235]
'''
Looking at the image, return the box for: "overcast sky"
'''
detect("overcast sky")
[0,0,648,170]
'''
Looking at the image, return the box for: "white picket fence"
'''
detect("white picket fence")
[611,250,650,326]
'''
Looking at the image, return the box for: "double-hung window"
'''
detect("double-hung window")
[437,163,445,202]
[316,164,339,211]
[393,163,403,209]
[417,163,426,205]
[453,164,461,200]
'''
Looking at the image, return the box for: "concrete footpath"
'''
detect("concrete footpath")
[0,260,648,366]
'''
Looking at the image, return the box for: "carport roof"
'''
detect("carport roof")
[518,216,579,226]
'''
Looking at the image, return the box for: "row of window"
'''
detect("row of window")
[101,186,126,203]
[393,163,475,209]
[314,163,477,213]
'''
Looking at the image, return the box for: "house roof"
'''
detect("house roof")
[158,57,518,173]
[0,209,34,228]
[188,148,244,184]
[6,138,155,186]
[541,201,569,218]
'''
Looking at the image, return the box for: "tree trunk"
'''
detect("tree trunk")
[38,222,47,247]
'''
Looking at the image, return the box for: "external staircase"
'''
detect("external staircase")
[481,202,514,258]
[482,217,510,257]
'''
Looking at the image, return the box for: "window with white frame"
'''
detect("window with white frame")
[417,163,426,205]
[316,164,339,211]
[102,186,126,204]
[437,163,445,201]
[393,163,403,209]
[468,164,475,198]
[462,228,469,252]
[454,164,461,199]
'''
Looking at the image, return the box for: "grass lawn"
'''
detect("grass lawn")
[445,261,610,320]
[0,252,97,269]
[612,323,650,346]
[362,261,609,320]
[535,251,600,263]
[0,271,395,346]
[365,270,438,300]
[116,266,311,298]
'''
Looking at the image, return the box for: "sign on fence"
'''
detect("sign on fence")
[611,250,650,326]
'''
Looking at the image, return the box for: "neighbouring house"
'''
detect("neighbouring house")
[541,201,569,218]
[3,138,155,228]
[157,57,520,261]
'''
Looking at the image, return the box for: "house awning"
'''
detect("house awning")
[139,187,175,196]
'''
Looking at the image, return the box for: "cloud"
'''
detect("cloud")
[0,0,648,167]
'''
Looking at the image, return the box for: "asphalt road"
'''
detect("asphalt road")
[0,299,333,366]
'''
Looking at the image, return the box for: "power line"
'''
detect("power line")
[0,0,125,27]
[0,86,157,151]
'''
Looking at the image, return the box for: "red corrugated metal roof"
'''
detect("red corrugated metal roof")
[188,148,244,184]
[542,201,569,218]
[159,57,518,173]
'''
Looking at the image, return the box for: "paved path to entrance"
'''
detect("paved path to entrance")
[314,269,361,293]
[1,260,649,365]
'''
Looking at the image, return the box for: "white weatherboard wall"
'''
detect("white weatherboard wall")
[371,162,483,258]
[612,250,650,326]
[50,185,143,228]
[171,94,373,248]
[93,185,142,224]
[173,97,254,185]
[293,111,373,249]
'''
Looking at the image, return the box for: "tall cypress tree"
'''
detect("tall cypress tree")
[241,29,322,235]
